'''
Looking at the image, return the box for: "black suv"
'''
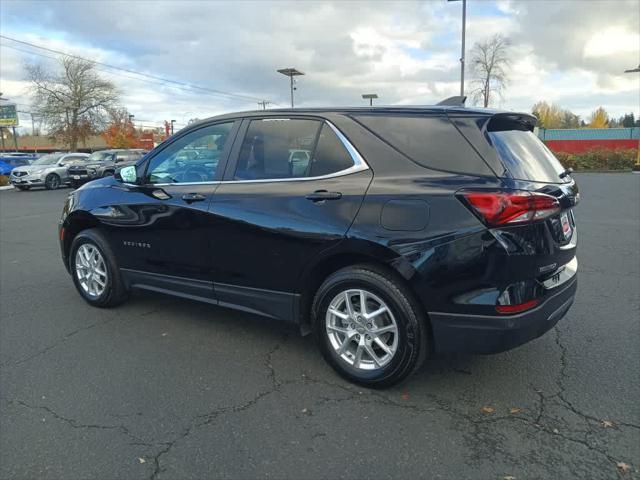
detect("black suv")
[67,149,146,188]
[59,106,578,387]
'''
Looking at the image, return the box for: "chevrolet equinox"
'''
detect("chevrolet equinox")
[59,105,579,387]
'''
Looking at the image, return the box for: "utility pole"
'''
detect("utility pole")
[277,68,305,108]
[257,100,271,110]
[170,119,176,135]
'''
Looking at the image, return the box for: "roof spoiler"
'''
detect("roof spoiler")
[436,95,467,107]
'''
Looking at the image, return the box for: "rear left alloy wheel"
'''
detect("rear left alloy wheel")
[313,265,428,388]
[69,229,129,308]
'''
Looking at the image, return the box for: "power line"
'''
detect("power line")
[0,35,272,104]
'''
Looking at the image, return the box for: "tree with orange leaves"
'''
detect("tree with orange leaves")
[102,108,138,148]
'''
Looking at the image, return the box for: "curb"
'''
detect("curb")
[0,185,15,191]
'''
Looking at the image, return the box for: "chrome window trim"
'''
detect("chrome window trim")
[139,120,369,187]
[147,181,222,187]
[223,120,369,184]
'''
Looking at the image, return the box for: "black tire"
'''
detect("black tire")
[69,229,129,308]
[44,173,61,190]
[70,181,81,189]
[16,185,30,191]
[312,264,428,388]
[102,170,114,177]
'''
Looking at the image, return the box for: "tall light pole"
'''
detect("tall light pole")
[277,68,305,107]
[170,119,176,135]
[448,0,467,97]
[362,93,378,106]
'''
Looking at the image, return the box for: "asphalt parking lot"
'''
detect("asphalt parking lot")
[1,173,638,480]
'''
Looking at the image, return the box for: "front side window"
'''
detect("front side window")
[146,122,233,184]
[234,119,355,180]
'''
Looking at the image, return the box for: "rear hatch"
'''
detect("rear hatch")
[455,112,579,284]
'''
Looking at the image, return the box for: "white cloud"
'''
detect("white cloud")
[583,27,640,58]
[0,0,638,135]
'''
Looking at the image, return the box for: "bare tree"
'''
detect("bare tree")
[470,34,510,108]
[26,57,118,150]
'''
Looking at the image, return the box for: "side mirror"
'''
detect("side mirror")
[119,165,138,183]
[58,161,66,167]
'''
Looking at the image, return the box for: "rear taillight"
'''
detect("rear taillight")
[457,190,560,226]
[495,299,540,314]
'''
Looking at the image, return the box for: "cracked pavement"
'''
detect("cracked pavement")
[1,173,638,479]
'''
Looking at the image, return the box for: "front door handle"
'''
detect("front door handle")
[305,190,342,202]
[182,193,206,203]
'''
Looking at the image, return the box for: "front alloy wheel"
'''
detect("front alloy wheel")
[326,289,399,370]
[69,229,129,308]
[75,244,108,298]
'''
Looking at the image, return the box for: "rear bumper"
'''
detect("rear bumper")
[429,275,577,354]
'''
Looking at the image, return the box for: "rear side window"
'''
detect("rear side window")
[234,119,355,180]
[488,129,565,184]
[354,114,493,176]
[309,124,354,177]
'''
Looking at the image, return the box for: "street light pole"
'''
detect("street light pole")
[277,68,305,108]
[362,93,379,106]
[460,0,466,97]
[170,120,176,135]
[448,0,467,97]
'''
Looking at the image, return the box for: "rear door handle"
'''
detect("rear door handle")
[305,190,342,202]
[182,193,206,203]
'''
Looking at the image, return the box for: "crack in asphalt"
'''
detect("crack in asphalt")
[8,398,153,447]
[148,333,289,480]
[3,325,636,478]
[0,312,126,369]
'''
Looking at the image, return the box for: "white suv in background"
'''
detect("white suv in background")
[10,152,90,190]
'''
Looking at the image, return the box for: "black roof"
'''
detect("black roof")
[188,105,536,130]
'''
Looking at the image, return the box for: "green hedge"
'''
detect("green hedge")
[554,149,638,171]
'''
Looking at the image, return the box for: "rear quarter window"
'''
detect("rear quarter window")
[353,114,494,176]
[487,129,565,184]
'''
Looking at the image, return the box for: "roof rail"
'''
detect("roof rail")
[436,96,467,107]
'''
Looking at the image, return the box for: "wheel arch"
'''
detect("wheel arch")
[296,239,432,338]
[62,211,101,269]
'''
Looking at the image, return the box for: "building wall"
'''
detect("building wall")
[538,128,639,154]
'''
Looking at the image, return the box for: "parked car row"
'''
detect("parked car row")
[8,149,146,190]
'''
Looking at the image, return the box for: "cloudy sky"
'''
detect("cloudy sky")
[1,0,638,132]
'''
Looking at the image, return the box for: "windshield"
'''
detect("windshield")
[88,151,114,162]
[32,153,64,166]
[488,130,566,183]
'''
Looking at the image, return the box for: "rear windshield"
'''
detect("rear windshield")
[487,129,566,184]
[353,114,493,176]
